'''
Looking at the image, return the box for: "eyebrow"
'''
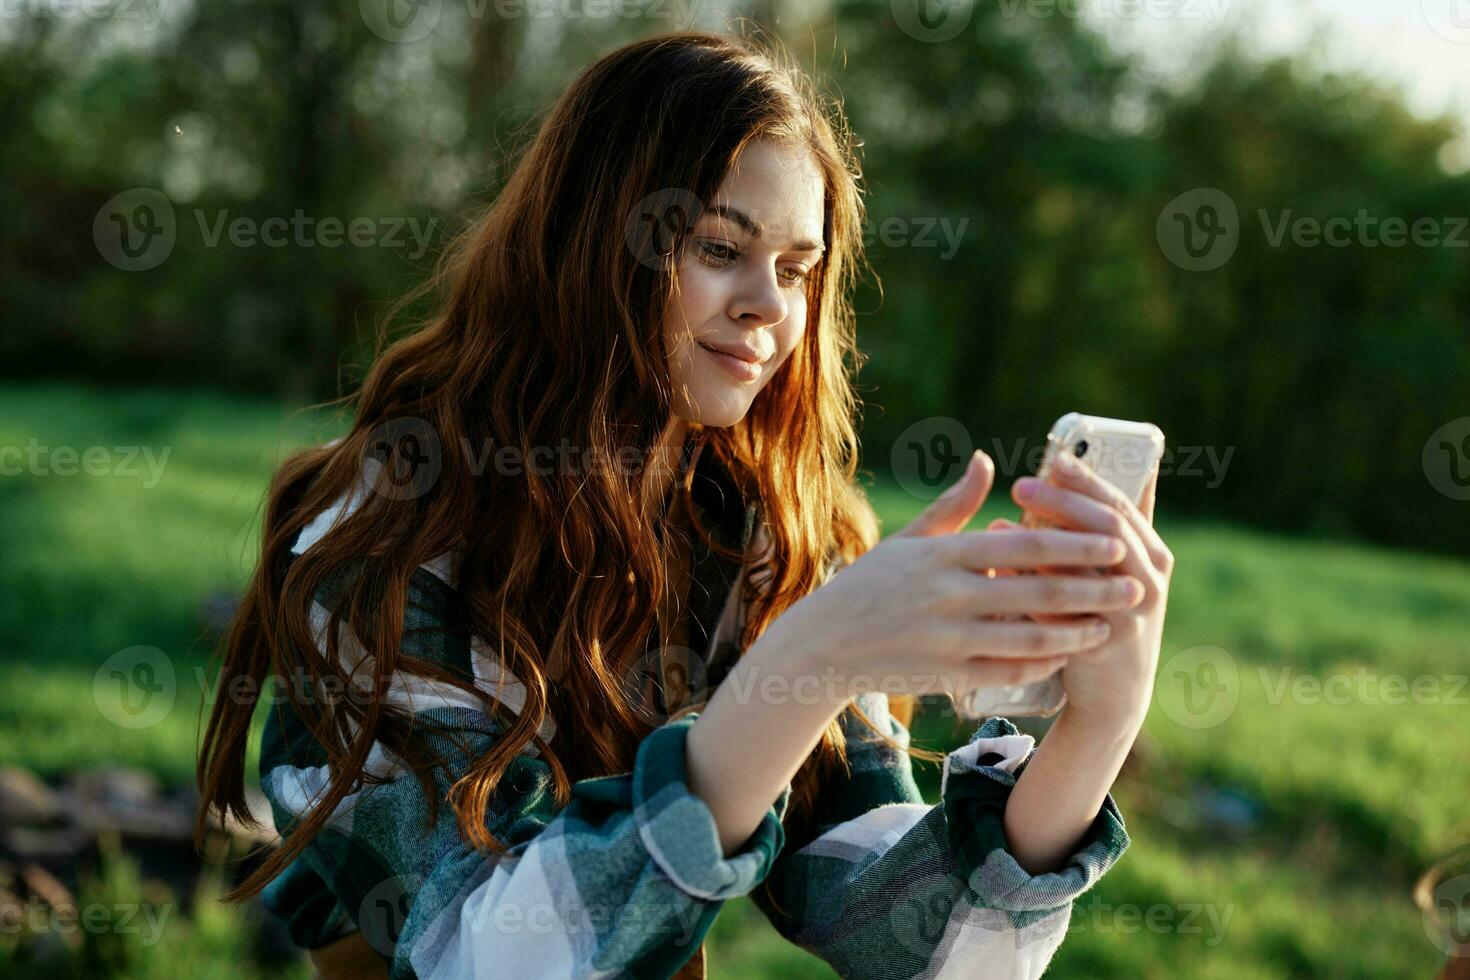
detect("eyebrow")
[706,204,825,254]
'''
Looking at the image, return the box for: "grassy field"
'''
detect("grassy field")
[2,382,1465,978]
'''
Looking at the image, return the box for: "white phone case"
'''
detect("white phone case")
[956,413,1165,718]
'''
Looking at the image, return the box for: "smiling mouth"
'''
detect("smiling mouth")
[697,342,766,364]
[698,342,764,381]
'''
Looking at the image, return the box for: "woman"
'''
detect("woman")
[195,30,1171,980]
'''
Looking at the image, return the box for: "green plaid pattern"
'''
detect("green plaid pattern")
[256,446,1130,978]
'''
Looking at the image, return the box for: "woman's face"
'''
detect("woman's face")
[661,139,826,428]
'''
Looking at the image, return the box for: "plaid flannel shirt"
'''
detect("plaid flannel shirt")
[256,444,1130,979]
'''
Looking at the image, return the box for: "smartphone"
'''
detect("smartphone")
[955,413,1166,718]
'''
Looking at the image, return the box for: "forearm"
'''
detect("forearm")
[1001,701,1145,875]
[685,620,845,857]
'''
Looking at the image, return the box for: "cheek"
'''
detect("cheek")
[772,300,808,365]
[664,263,725,345]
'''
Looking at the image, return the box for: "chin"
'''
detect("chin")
[675,390,753,429]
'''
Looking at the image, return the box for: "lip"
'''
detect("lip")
[697,340,771,365]
[698,340,767,382]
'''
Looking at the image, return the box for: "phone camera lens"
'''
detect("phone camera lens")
[1073,440,1088,458]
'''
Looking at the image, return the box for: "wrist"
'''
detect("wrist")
[1059,694,1148,742]
[743,616,848,710]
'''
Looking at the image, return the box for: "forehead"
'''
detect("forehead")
[707,140,825,248]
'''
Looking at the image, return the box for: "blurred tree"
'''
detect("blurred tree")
[0,1,1466,553]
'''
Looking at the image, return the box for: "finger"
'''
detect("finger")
[1012,478,1155,581]
[1038,454,1170,571]
[943,571,1145,616]
[948,655,1070,695]
[983,519,1022,579]
[897,450,994,539]
[1139,465,1160,524]
[945,528,1128,571]
[947,616,1113,657]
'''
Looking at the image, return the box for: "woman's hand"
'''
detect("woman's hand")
[768,450,1140,704]
[1009,451,1174,728]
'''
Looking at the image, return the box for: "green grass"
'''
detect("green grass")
[2,382,1464,978]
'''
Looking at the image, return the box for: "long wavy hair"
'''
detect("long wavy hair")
[195,29,946,909]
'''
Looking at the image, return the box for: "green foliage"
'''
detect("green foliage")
[0,836,309,980]
[1,4,1466,554]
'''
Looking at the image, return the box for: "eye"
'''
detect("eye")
[697,241,739,265]
[780,265,814,287]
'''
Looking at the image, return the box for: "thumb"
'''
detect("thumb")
[897,450,993,538]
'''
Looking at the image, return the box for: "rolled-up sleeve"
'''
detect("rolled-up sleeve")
[750,691,1130,979]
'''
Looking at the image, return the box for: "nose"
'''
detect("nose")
[727,262,788,327]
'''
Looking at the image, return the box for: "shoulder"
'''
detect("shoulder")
[289,463,462,591]
[282,473,555,747]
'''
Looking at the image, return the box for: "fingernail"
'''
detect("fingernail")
[1014,479,1036,501]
